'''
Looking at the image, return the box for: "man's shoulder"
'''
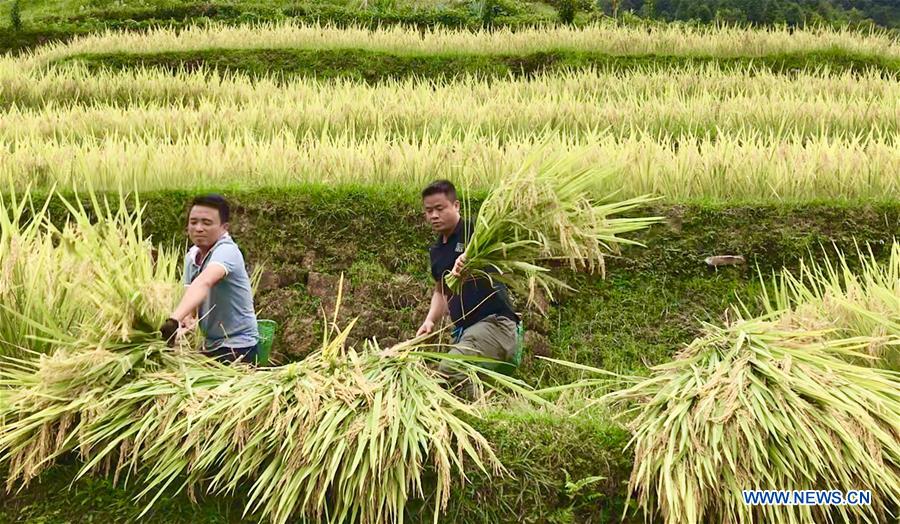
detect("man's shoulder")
[212,240,244,260]
[185,246,199,263]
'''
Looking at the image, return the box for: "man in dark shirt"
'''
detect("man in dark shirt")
[416,180,520,394]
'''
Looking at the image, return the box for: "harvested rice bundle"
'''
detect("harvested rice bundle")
[0,342,177,488]
[76,328,504,524]
[0,191,83,358]
[0,192,186,486]
[0,190,190,486]
[51,193,181,343]
[762,241,900,369]
[604,312,900,524]
[445,155,659,308]
[0,191,180,358]
[1,310,512,524]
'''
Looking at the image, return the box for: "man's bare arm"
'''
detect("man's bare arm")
[416,283,448,336]
[170,264,227,324]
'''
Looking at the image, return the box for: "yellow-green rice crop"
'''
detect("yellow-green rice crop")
[3,129,896,201]
[551,244,900,523]
[445,154,660,305]
[603,312,900,524]
[1,327,510,524]
[3,61,895,111]
[1,66,895,141]
[0,25,895,202]
[0,190,180,359]
[0,191,77,358]
[19,21,900,67]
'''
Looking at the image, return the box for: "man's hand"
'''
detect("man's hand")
[159,318,180,347]
[416,319,435,337]
[450,253,467,278]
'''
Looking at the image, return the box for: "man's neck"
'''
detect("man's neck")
[441,217,461,243]
[195,233,226,262]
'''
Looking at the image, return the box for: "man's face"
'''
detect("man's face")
[187,205,227,250]
[423,193,460,235]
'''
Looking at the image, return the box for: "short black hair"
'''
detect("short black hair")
[421,180,457,202]
[190,194,230,223]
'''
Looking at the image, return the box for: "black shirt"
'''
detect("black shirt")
[429,219,518,330]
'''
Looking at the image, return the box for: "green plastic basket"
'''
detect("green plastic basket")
[512,321,525,368]
[256,319,278,366]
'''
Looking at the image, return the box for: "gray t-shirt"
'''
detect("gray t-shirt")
[182,234,258,350]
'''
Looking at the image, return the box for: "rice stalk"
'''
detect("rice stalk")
[2,66,895,141]
[19,21,898,68]
[74,334,505,524]
[0,189,185,484]
[3,127,895,201]
[0,187,75,359]
[1,306,513,524]
[0,189,180,359]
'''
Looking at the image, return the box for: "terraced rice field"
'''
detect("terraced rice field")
[1,17,899,524]
[1,22,898,200]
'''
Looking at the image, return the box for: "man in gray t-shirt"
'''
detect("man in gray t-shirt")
[160,194,258,364]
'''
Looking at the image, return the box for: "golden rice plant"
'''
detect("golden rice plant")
[73,329,508,524]
[1,315,510,524]
[0,189,72,358]
[602,311,900,524]
[0,340,177,488]
[3,62,894,125]
[547,247,900,523]
[445,154,660,307]
[0,190,183,483]
[0,190,179,358]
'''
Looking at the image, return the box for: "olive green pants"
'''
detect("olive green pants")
[439,314,518,398]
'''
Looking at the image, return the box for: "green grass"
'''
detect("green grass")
[0,462,246,524]
[529,273,757,383]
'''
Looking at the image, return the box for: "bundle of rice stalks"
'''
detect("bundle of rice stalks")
[0,190,82,358]
[603,312,900,524]
[76,327,503,524]
[446,155,659,308]
[0,189,180,358]
[50,192,181,343]
[2,303,514,524]
[0,341,176,488]
[0,190,185,485]
[761,241,900,369]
